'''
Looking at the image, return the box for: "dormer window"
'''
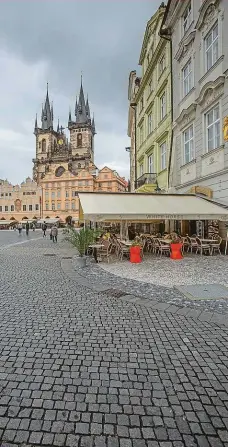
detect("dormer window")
[183,2,192,35]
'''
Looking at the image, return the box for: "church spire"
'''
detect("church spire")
[75,78,88,124]
[86,95,91,120]
[34,113,38,135]
[57,118,60,133]
[74,96,78,117]
[92,114,96,134]
[41,83,53,130]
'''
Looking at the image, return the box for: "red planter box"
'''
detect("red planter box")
[130,246,142,263]
[170,243,183,260]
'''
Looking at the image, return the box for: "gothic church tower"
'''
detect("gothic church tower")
[68,79,96,162]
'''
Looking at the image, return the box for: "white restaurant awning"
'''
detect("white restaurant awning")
[78,192,228,221]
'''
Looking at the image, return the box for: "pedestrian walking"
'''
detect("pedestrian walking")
[18,223,22,235]
[25,221,29,236]
[42,222,47,237]
[51,225,58,243]
[32,223,35,231]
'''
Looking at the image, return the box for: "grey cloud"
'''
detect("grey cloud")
[0,0,161,184]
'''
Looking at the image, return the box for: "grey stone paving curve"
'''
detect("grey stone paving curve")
[0,233,228,446]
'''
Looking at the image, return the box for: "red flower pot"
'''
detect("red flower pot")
[170,243,183,260]
[130,246,142,263]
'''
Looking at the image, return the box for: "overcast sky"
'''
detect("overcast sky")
[0,0,161,184]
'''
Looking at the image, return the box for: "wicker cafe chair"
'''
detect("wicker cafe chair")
[210,236,222,255]
[187,236,198,253]
[157,239,170,257]
[97,243,112,263]
[196,237,211,256]
[118,242,130,261]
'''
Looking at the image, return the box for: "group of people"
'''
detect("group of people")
[17,222,35,235]
[42,222,58,243]
[16,221,58,243]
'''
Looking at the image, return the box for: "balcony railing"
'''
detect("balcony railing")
[136,172,157,189]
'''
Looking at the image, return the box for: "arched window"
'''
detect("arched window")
[77,133,82,147]
[42,139,46,153]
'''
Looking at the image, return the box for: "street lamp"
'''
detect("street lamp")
[130,102,137,190]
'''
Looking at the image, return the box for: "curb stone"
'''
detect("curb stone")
[60,257,228,329]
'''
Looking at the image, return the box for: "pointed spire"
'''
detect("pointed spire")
[86,95,91,119]
[92,114,96,134]
[57,118,60,133]
[51,101,54,121]
[75,78,88,124]
[41,82,53,130]
[68,107,72,123]
[75,96,78,117]
[34,113,38,135]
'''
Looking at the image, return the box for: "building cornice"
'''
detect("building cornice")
[139,7,166,65]
[196,75,225,110]
[174,30,196,61]
[195,0,220,31]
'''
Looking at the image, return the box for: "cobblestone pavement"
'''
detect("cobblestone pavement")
[84,258,228,315]
[1,234,228,446]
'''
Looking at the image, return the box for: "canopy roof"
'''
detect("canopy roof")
[37,218,60,224]
[78,192,228,221]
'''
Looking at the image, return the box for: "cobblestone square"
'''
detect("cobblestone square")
[0,232,228,446]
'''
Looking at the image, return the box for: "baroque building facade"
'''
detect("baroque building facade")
[161,0,228,207]
[128,3,172,193]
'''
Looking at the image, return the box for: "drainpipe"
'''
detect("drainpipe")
[159,27,173,191]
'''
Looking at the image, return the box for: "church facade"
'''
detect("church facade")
[33,81,127,222]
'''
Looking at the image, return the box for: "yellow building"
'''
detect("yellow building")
[0,177,42,224]
[132,3,172,193]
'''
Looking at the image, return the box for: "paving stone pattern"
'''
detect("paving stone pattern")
[81,257,228,316]
[0,234,228,446]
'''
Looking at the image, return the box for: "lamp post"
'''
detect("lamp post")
[130,102,137,191]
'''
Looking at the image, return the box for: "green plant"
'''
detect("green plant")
[67,227,95,257]
[131,236,141,247]
[171,237,181,244]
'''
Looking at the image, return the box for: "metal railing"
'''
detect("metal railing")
[136,172,157,189]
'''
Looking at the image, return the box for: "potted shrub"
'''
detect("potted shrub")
[67,227,95,268]
[170,236,183,260]
[130,237,142,263]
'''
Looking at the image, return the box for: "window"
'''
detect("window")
[0,206,2,212]
[1,193,3,197]
[159,55,165,73]
[182,59,193,97]
[160,142,167,171]
[148,114,153,135]
[45,203,49,210]
[51,191,55,199]
[139,125,144,145]
[29,205,32,211]
[140,164,144,177]
[72,191,78,197]
[11,205,14,212]
[148,154,154,173]
[9,193,11,196]
[41,139,46,153]
[57,203,61,210]
[45,191,49,198]
[5,193,8,197]
[5,206,8,212]
[35,204,39,211]
[205,104,220,152]
[57,190,61,198]
[77,133,82,147]
[52,203,55,210]
[205,22,219,71]
[72,202,75,210]
[183,125,194,164]
[160,92,166,120]
[65,202,69,210]
[65,191,69,198]
[23,205,26,211]
[108,182,111,187]
[183,2,192,34]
